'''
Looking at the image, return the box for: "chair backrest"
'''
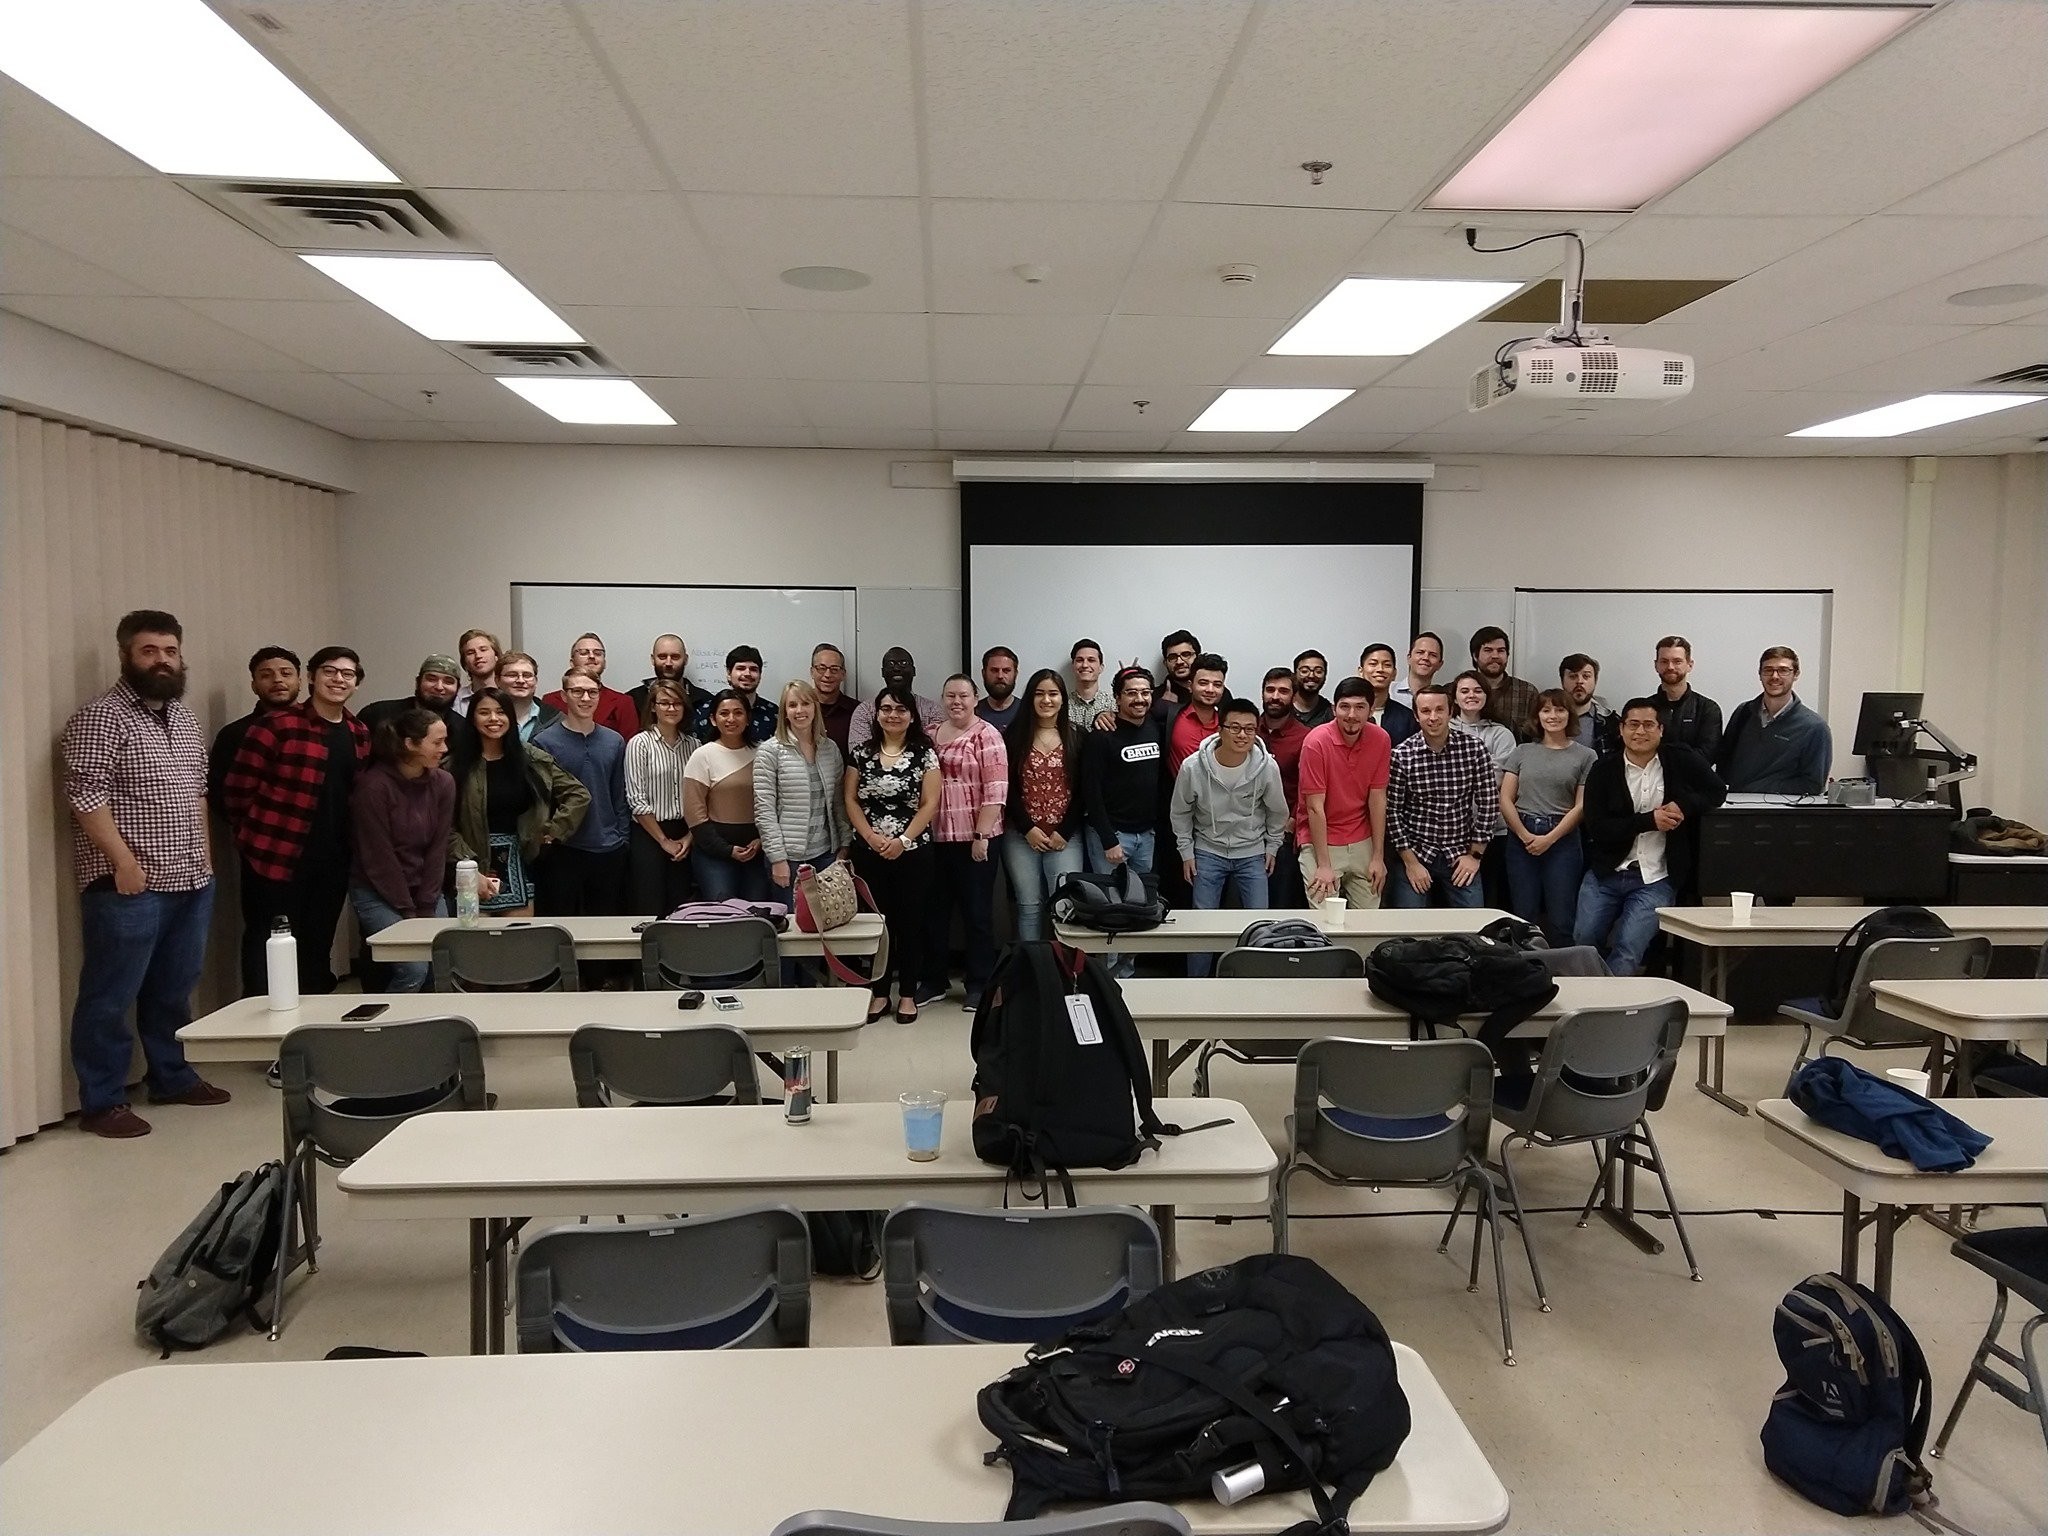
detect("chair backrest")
[1292,1036,1495,1185]
[771,1505,1191,1536]
[881,1203,1161,1347]
[568,1023,760,1107]
[431,924,579,993]
[1537,945,1611,978]
[1840,936,1994,1043]
[514,1205,810,1353]
[1216,945,1365,980]
[280,1016,486,1165]
[640,918,781,990]
[1515,1001,1688,1143]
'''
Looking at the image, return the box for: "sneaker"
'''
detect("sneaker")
[914,984,950,1007]
[147,1080,232,1107]
[962,992,983,1013]
[265,1062,282,1089]
[80,1105,151,1139]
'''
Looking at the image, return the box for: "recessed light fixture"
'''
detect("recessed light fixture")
[1947,283,2048,308]
[780,266,872,292]
[1788,393,2045,438]
[1428,3,1923,212]
[0,0,396,181]
[498,378,676,426]
[1188,389,1353,433]
[1270,278,1524,356]
[301,255,581,344]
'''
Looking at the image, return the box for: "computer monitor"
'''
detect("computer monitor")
[1852,691,1923,756]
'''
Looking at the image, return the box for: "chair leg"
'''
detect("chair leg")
[1575,1141,1614,1229]
[270,1144,309,1342]
[1784,1026,1816,1096]
[1478,1177,1516,1368]
[1193,1044,1213,1099]
[1438,1178,1472,1255]
[1932,1283,2009,1457]
[1637,1117,1701,1281]
[1270,1164,1291,1255]
[300,1156,320,1272]
[2023,1312,2048,1462]
[1497,1142,1549,1312]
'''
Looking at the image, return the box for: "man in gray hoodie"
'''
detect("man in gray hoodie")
[1171,696,1292,976]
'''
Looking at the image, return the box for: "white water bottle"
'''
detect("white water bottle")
[265,917,299,1012]
[455,859,481,927]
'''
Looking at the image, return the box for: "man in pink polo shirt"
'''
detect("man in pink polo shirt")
[1296,676,1390,909]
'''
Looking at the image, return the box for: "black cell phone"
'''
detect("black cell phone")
[342,1003,389,1022]
[678,990,706,1010]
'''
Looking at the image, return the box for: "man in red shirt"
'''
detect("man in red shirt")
[542,632,639,740]
[1296,676,1391,910]
[1257,668,1309,908]
[1166,653,1227,773]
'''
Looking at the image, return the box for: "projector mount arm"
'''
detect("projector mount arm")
[1465,228,1601,352]
[1902,716,1979,790]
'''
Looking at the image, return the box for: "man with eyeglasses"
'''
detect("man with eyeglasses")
[1298,676,1392,910]
[542,632,639,740]
[1147,631,1203,729]
[629,634,712,736]
[809,643,858,753]
[1171,697,1290,975]
[1292,649,1334,729]
[533,669,632,980]
[1576,699,1726,975]
[488,652,561,743]
[223,644,370,997]
[1717,645,1831,795]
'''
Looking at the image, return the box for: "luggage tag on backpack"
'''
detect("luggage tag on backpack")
[1064,993,1103,1046]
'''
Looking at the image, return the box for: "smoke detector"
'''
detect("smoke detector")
[1218,264,1258,285]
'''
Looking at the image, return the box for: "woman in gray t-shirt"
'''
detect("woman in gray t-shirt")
[1500,689,1597,944]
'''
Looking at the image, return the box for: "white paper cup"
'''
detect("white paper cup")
[1320,896,1347,930]
[1885,1067,1931,1098]
[1729,891,1755,926]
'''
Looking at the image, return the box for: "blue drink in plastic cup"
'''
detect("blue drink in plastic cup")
[900,1090,947,1161]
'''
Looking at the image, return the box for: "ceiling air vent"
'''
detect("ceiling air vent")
[449,344,617,377]
[182,181,477,253]
[1980,362,2048,388]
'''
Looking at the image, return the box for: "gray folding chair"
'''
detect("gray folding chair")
[881,1203,1161,1346]
[1781,935,1992,1093]
[640,917,782,990]
[431,923,579,993]
[1931,1214,2048,1461]
[273,1016,487,1339]
[1192,944,1366,1096]
[514,1204,810,1352]
[1276,1036,1530,1365]
[772,1506,1190,1536]
[1490,1001,1697,1307]
[568,1023,761,1107]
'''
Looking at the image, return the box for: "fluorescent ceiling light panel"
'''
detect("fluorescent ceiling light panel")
[498,379,676,426]
[301,255,582,344]
[1188,389,1353,433]
[1270,278,1525,356]
[1428,3,1921,211]
[1788,393,2045,439]
[0,0,396,182]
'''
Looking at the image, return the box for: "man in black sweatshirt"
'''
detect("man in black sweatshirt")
[1080,667,1165,974]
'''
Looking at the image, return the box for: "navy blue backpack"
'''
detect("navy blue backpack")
[1761,1272,1934,1519]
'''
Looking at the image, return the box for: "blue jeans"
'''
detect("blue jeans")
[1504,816,1584,946]
[1573,868,1674,976]
[1189,849,1269,977]
[1386,854,1487,909]
[690,846,770,904]
[1085,828,1155,976]
[1000,830,1084,941]
[71,883,213,1115]
[350,888,446,992]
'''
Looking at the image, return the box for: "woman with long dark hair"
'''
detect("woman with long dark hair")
[350,707,455,991]
[449,687,589,917]
[683,688,767,902]
[843,684,941,1023]
[1000,668,1083,941]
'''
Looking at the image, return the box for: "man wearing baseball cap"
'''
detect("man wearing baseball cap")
[360,654,463,737]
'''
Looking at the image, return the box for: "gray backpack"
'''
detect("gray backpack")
[135,1163,287,1356]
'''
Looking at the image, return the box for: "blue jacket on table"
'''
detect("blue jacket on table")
[1789,1057,1992,1173]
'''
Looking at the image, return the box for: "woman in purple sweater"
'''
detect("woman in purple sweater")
[350,707,457,991]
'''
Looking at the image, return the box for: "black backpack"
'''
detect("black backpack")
[1049,865,1167,934]
[1237,917,1330,950]
[970,942,1222,1203]
[135,1164,287,1357]
[1761,1272,1936,1519]
[979,1253,1411,1530]
[1822,906,1953,1017]
[1364,934,1558,1052]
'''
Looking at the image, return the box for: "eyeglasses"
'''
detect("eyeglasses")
[315,665,359,680]
[813,663,845,676]
[564,687,601,699]
[1220,722,1258,735]
[1620,718,1659,731]
[1760,665,1797,677]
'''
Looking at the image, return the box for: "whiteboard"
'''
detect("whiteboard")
[855,587,961,699]
[1511,588,1832,718]
[511,585,857,699]
[969,543,1415,690]
[1419,589,1515,673]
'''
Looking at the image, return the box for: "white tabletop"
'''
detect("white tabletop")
[1056,907,1510,954]
[1871,978,2048,1042]
[177,989,867,1063]
[1657,905,2048,947]
[0,1343,1508,1535]
[1949,852,2048,866]
[338,1098,1277,1220]
[366,912,886,962]
[1124,975,1730,1040]
[1757,1097,2048,1205]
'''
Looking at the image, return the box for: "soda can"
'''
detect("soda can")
[783,1048,813,1123]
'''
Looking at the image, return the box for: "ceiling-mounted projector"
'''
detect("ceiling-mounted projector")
[1469,346,1694,411]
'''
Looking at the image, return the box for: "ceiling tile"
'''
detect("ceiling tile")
[0,78,151,179]
[339,371,541,422]
[430,190,735,309]
[818,429,934,450]
[1120,204,1396,320]
[933,313,1104,384]
[186,369,419,424]
[935,383,1071,432]
[928,199,1155,315]
[920,0,1252,200]
[1087,314,1280,386]
[1064,385,1213,434]
[753,311,930,382]
[1889,132,2048,218]
[559,306,782,379]
[0,226,145,297]
[1228,354,1408,390]
[582,0,919,197]
[1812,326,2048,397]
[1312,387,1467,438]
[1164,430,1293,453]
[183,299,471,375]
[690,195,926,311]
[1846,239,2048,329]
[322,419,466,441]
[694,428,826,448]
[1179,0,1611,209]
[1583,216,1855,282]
[1708,321,1979,394]
[1374,325,1530,389]
[1,295,303,372]
[1049,429,1177,453]
[791,380,933,432]
[935,430,1059,452]
[640,376,809,430]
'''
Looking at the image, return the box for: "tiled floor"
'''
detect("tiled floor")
[3,1010,2041,1533]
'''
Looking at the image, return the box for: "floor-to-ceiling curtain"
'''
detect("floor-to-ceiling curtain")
[0,409,341,1147]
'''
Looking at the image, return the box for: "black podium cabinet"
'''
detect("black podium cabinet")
[1696,802,1952,903]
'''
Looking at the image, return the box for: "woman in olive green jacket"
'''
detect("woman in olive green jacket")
[451,688,589,915]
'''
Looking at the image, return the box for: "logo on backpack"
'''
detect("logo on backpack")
[1147,1326,1203,1345]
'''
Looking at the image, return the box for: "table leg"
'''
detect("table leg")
[1872,1203,1900,1302]
[1152,1039,1169,1100]
[1840,1193,1861,1287]
[488,1217,509,1354]
[467,1219,489,1356]
[1154,1204,1177,1280]
[1951,1040,1974,1098]
[1595,1133,1666,1256]
[826,1050,839,1104]
[1691,945,1751,1116]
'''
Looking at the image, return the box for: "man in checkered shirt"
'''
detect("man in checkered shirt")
[1384,684,1501,910]
[61,610,231,1139]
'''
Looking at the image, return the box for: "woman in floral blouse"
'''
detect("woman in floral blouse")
[1000,669,1083,943]
[842,684,941,1022]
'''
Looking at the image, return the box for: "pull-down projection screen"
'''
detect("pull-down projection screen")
[961,481,1423,687]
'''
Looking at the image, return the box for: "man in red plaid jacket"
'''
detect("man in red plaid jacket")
[223,645,371,996]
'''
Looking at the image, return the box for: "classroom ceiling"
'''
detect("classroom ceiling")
[4,0,2046,458]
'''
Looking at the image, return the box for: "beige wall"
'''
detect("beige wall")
[0,409,341,1147]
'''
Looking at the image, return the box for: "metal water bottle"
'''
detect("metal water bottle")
[265,917,299,1012]
[454,859,480,927]
[783,1049,813,1124]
